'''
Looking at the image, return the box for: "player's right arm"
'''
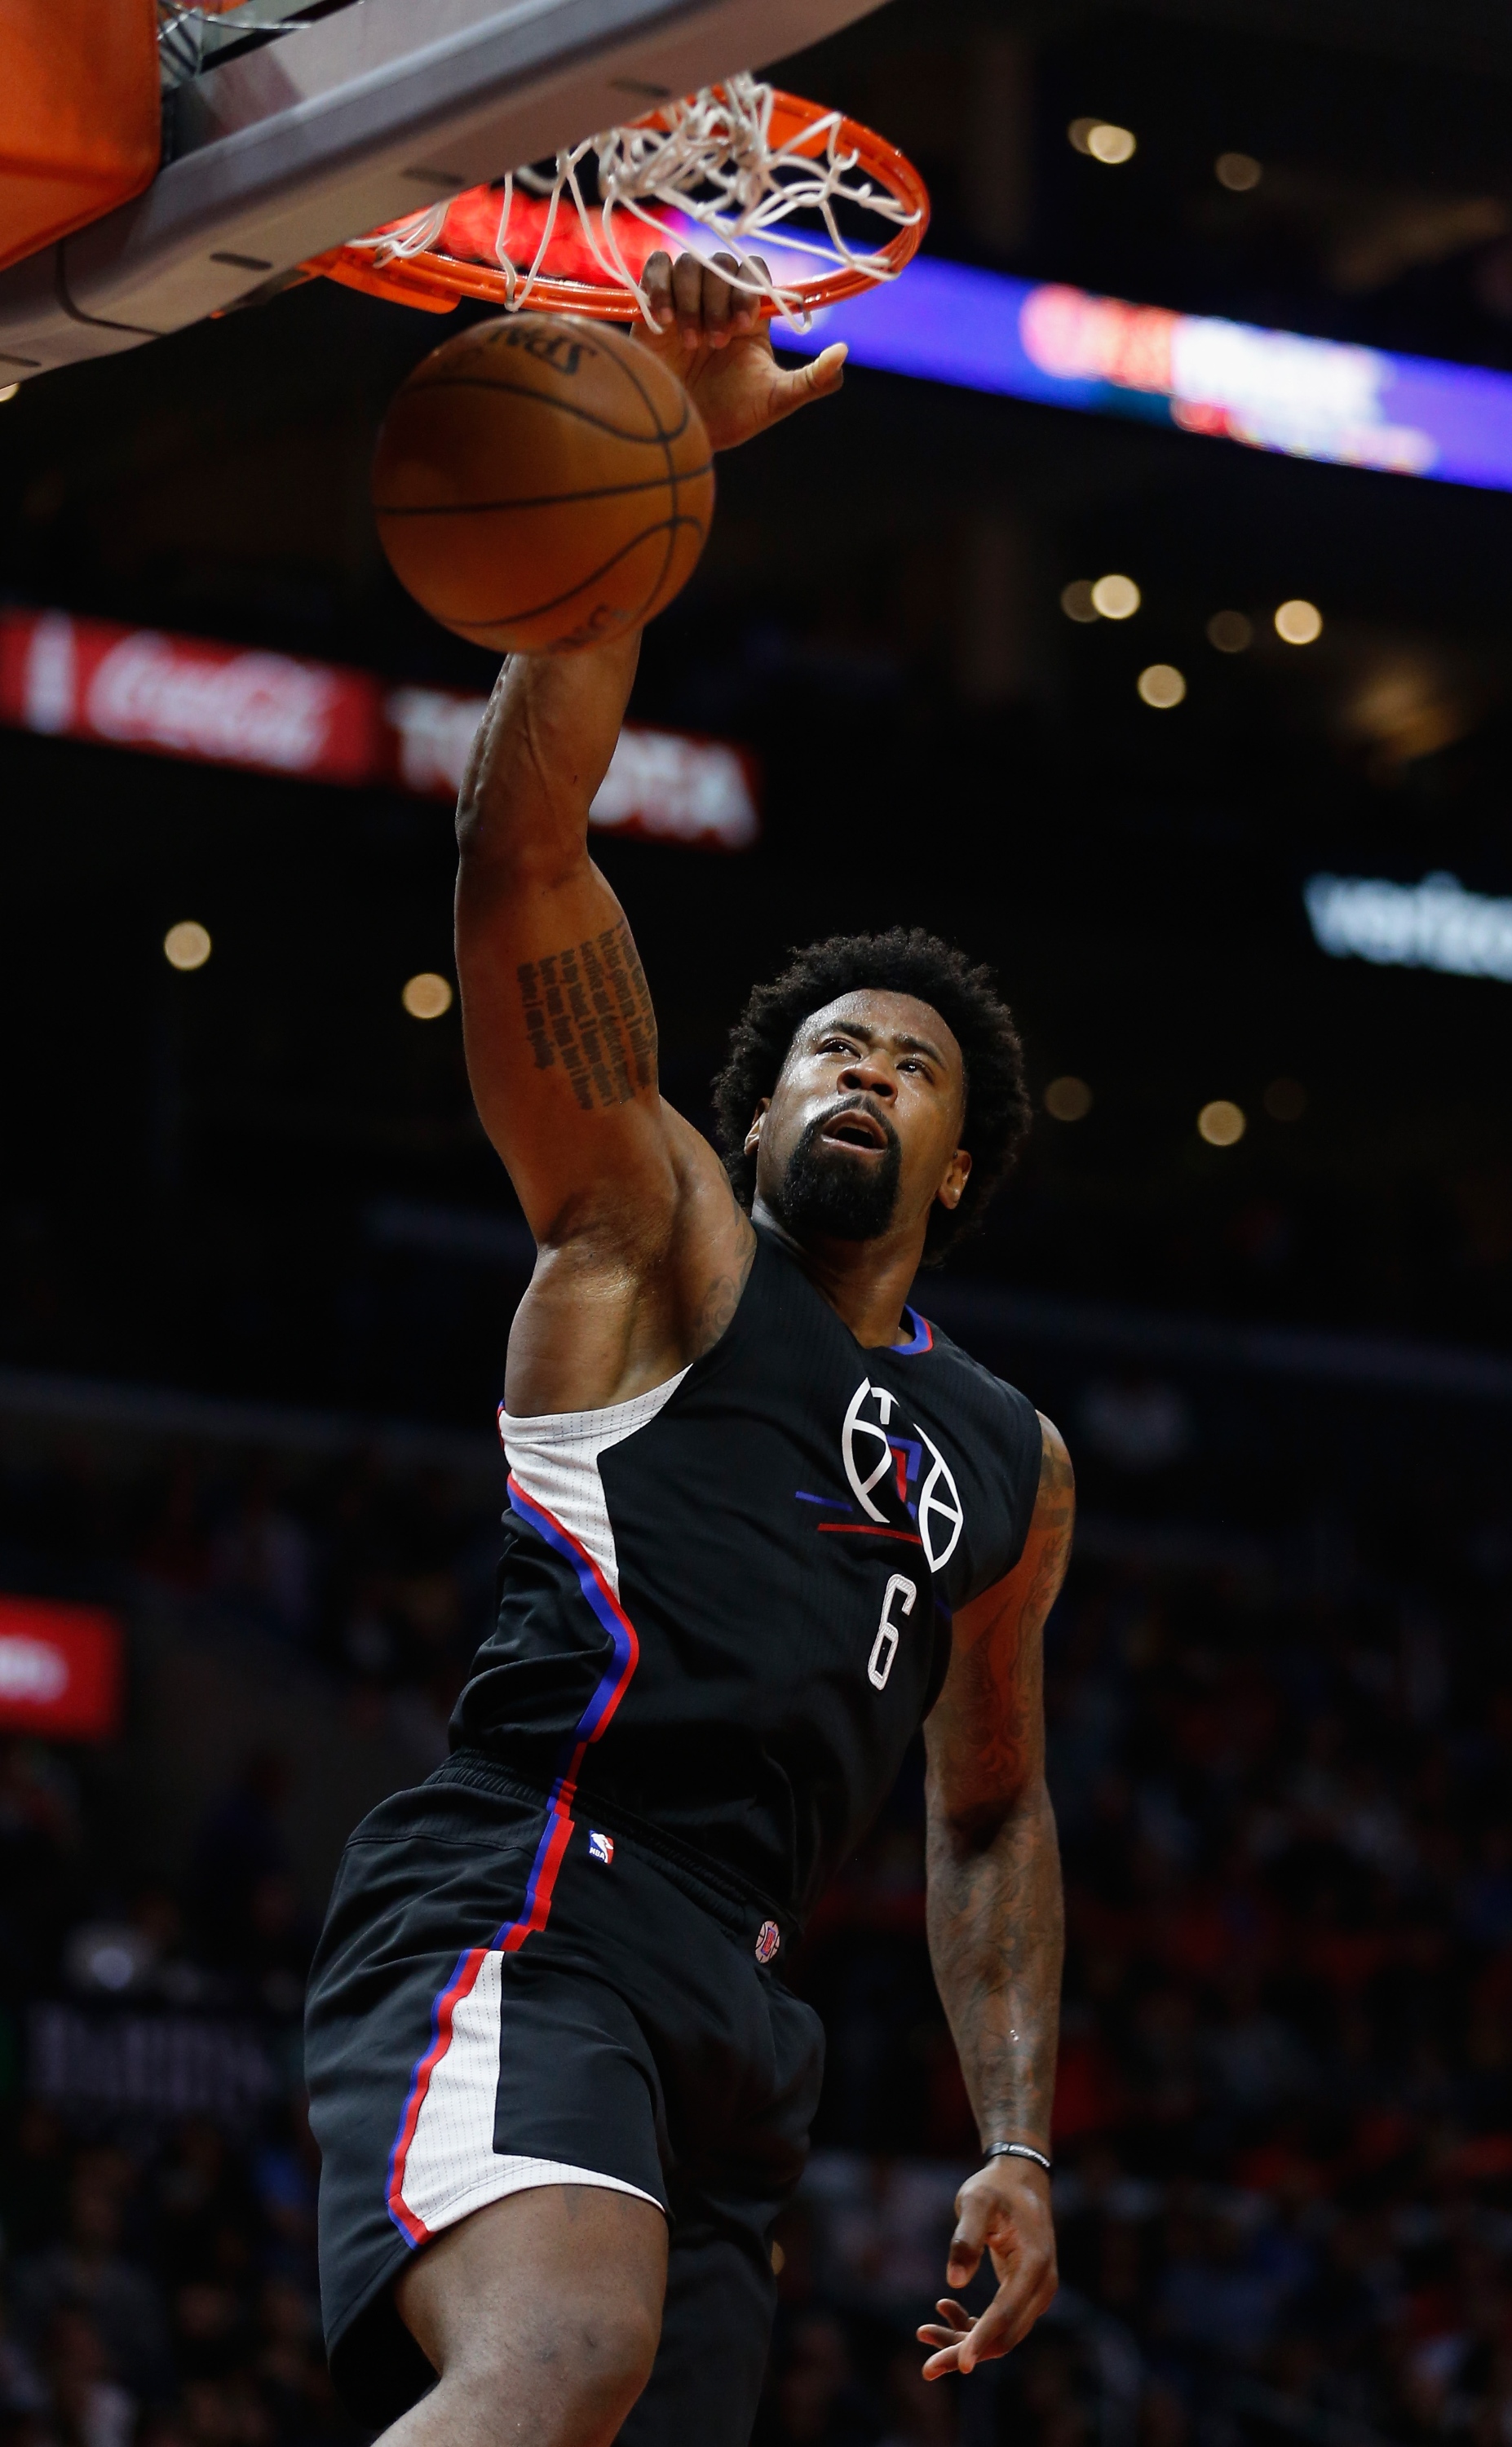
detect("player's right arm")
[454,253,844,1413]
[453,633,677,1243]
[455,637,754,1417]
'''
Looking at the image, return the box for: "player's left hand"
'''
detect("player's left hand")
[917,2159,1058,2380]
[632,249,846,452]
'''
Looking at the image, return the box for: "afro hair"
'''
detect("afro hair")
[711,927,1031,1262]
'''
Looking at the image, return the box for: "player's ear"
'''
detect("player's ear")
[936,1146,971,1212]
[744,1098,770,1156]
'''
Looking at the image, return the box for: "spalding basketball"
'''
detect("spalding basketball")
[371,313,714,653]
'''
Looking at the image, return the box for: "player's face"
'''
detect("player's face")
[749,990,971,1248]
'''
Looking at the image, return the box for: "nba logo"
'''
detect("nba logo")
[589,1830,614,1865]
[754,1919,780,1963]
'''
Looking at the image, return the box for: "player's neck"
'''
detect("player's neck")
[753,1202,926,1351]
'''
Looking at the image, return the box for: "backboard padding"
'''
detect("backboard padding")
[0,0,894,379]
[0,0,159,276]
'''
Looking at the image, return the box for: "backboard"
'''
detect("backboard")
[0,0,892,384]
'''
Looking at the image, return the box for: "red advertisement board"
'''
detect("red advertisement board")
[0,608,382,783]
[0,1596,124,1741]
[0,608,759,849]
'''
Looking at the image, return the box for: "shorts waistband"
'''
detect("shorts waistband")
[431,1750,804,1958]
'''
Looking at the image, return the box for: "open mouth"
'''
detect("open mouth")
[820,1107,891,1153]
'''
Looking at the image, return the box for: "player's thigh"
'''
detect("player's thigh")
[398,2182,669,2399]
[612,2206,775,2447]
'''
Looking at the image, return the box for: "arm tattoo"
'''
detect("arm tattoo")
[924,1419,1072,2155]
[517,922,657,1113]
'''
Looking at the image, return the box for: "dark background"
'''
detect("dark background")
[3,4,1512,2446]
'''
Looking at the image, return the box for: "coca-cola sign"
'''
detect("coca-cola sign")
[0,607,759,846]
[86,633,350,773]
[2,609,384,785]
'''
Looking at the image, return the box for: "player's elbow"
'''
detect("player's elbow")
[455,800,591,901]
[927,1769,1053,1859]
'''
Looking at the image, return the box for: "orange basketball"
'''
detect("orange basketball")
[371,312,714,654]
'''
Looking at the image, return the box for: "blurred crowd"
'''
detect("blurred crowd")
[774,1533,1512,2447]
[0,1726,346,2447]
[0,1440,497,1738]
[0,1437,1509,2447]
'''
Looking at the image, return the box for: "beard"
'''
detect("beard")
[768,1101,904,1243]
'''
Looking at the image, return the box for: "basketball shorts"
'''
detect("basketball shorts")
[304,1750,824,2443]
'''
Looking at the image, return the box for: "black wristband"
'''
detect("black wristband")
[984,2141,1052,2174]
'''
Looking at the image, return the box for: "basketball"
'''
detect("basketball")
[370,312,715,654]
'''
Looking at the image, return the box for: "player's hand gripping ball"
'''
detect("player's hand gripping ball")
[371,312,715,654]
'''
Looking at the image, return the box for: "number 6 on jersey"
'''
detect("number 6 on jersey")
[869,1573,917,1690]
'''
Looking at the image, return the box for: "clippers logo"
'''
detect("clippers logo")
[588,1830,614,1865]
[754,1919,781,1964]
[841,1379,964,1573]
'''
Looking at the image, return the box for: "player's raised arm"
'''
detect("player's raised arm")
[917,1415,1073,2380]
[454,635,674,1245]
[454,251,845,1254]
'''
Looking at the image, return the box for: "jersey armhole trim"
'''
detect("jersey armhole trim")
[498,1365,692,1446]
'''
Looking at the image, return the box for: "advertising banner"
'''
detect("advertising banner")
[776,259,1512,493]
[0,1595,124,1741]
[0,610,760,851]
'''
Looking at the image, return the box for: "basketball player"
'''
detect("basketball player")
[305,251,1071,2447]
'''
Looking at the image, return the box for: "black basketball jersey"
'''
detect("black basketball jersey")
[452,1225,1044,1925]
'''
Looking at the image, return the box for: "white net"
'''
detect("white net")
[344,73,924,324]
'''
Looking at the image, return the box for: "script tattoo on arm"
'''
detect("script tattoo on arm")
[516,921,658,1114]
[924,1418,1073,2156]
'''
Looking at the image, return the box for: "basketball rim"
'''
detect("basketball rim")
[303,82,930,324]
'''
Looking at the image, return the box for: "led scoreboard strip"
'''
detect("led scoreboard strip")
[772,258,1512,493]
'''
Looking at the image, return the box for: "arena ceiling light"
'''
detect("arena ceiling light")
[402,973,454,1020]
[1069,118,1136,164]
[1207,612,1253,653]
[1091,574,1140,620]
[1275,599,1324,644]
[1198,1100,1246,1147]
[164,920,211,971]
[1138,663,1187,708]
[1044,1076,1092,1122]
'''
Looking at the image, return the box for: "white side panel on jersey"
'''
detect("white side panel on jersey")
[397,1949,658,2237]
[0,0,892,380]
[501,1370,687,1596]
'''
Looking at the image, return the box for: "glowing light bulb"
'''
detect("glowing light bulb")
[1275,599,1323,645]
[1088,123,1136,164]
[1216,153,1262,191]
[1198,1100,1246,1146]
[1207,610,1253,653]
[1045,1076,1093,1122]
[403,971,453,1020]
[1061,580,1099,622]
[1069,119,1137,163]
[163,921,211,971]
[1138,664,1187,708]
[1263,1078,1307,1122]
[1091,573,1140,620]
